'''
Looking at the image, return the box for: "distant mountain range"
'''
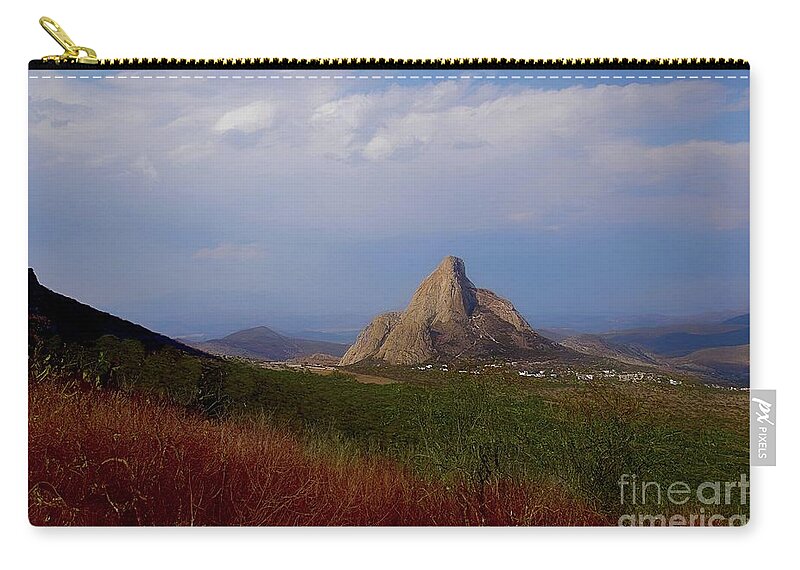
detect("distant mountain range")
[28,269,197,354]
[530,310,748,336]
[189,326,350,361]
[722,314,749,326]
[557,314,750,384]
[597,321,749,358]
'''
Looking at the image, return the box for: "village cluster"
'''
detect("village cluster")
[218,353,747,391]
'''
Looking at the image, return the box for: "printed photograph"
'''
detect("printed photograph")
[28,69,749,526]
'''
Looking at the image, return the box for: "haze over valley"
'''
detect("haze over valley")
[29,255,749,387]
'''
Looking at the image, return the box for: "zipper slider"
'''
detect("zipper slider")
[39,16,98,65]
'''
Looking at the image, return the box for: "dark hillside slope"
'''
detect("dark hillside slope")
[29,268,197,354]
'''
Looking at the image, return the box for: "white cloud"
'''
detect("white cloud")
[362,134,396,160]
[29,75,749,235]
[132,155,159,181]
[586,139,748,229]
[213,101,275,133]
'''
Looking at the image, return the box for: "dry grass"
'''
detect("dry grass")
[29,379,609,526]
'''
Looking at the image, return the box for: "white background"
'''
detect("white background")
[1,1,796,568]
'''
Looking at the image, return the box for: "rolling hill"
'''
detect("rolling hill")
[559,314,750,384]
[191,326,349,361]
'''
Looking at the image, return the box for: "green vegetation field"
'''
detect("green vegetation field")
[29,335,750,525]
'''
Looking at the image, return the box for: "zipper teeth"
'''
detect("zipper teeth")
[30,57,750,70]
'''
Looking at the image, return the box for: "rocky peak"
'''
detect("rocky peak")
[404,256,478,326]
[340,256,563,366]
[434,255,469,281]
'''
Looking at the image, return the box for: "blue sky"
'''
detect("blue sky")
[29,70,749,340]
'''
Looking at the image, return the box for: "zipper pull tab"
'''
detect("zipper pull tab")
[39,16,98,64]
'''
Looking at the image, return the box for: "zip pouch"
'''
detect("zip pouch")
[28,17,751,527]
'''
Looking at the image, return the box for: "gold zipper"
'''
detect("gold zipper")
[39,17,98,65]
[34,16,749,70]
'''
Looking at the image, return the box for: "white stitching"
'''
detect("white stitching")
[28,74,750,80]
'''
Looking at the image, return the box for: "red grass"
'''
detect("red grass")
[29,380,610,526]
